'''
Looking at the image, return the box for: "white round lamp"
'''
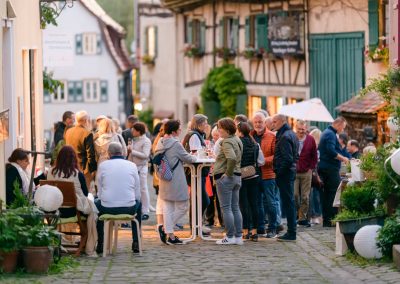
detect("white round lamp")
[389,148,400,175]
[387,116,399,131]
[354,225,382,259]
[34,185,63,212]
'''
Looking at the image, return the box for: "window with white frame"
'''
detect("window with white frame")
[83,80,100,102]
[52,80,68,103]
[82,33,97,55]
[145,26,157,58]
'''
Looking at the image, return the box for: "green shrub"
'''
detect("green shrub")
[0,211,24,252]
[377,214,400,258]
[341,181,376,213]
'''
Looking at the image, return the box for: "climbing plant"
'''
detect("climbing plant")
[40,2,58,29]
[200,64,247,118]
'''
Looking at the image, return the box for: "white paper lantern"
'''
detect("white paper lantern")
[354,225,382,259]
[34,185,63,212]
[389,148,400,175]
[387,116,399,131]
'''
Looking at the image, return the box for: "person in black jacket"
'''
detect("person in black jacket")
[5,148,31,206]
[53,111,75,147]
[272,114,299,241]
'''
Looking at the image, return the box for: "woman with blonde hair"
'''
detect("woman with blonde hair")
[94,118,127,164]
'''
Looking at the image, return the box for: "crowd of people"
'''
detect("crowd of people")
[5,108,373,253]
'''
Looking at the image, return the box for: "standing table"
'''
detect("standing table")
[183,158,215,242]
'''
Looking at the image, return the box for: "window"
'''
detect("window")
[144,26,157,58]
[245,14,268,50]
[52,80,68,103]
[267,96,283,115]
[185,19,206,53]
[82,33,97,55]
[368,0,389,48]
[83,80,100,102]
[220,17,239,49]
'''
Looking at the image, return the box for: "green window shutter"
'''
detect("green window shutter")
[368,0,379,49]
[100,80,108,102]
[187,21,193,44]
[67,81,76,102]
[200,21,206,53]
[232,18,239,50]
[96,34,102,54]
[144,27,149,55]
[155,26,158,58]
[219,19,224,47]
[43,90,51,103]
[245,16,250,47]
[256,14,268,50]
[75,81,83,102]
[261,96,267,110]
[118,79,125,101]
[75,34,82,55]
[236,94,248,115]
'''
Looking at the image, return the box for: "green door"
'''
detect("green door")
[309,32,365,128]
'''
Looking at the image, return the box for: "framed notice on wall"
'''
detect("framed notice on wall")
[268,11,305,56]
[0,109,10,143]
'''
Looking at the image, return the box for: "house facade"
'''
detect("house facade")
[0,0,44,202]
[42,0,133,144]
[141,0,391,125]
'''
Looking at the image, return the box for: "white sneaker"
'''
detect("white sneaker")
[311,217,320,225]
[149,205,156,212]
[235,237,244,245]
[216,237,236,245]
[202,226,212,233]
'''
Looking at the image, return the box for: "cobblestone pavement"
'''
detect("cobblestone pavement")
[2,184,400,283]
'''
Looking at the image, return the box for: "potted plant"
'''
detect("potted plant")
[183,44,204,58]
[365,45,389,65]
[242,46,265,60]
[20,224,58,273]
[377,209,400,258]
[213,47,236,61]
[0,210,24,273]
[334,180,385,251]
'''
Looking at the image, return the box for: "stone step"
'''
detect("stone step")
[394,245,400,271]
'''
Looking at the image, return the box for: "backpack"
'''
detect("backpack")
[153,143,180,181]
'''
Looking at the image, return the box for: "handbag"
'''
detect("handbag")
[311,169,324,190]
[240,142,258,179]
[241,165,257,179]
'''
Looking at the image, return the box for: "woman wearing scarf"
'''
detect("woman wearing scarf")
[6,148,31,206]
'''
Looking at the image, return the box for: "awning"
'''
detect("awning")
[153,110,174,119]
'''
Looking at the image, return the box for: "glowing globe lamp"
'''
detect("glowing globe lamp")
[354,225,382,259]
[34,185,63,212]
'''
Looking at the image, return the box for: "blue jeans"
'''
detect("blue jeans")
[95,199,142,244]
[257,179,279,231]
[276,171,297,235]
[216,175,242,238]
[310,187,322,217]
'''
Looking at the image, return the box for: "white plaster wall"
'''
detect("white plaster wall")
[43,1,123,135]
[140,15,177,119]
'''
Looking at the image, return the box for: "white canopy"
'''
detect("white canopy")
[278,98,334,123]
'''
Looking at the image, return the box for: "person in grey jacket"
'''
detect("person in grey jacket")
[128,122,153,219]
[155,120,197,245]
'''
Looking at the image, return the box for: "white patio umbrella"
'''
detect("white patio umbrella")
[278,98,334,122]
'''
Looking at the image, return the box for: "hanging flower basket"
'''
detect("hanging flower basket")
[183,44,204,58]
[242,47,265,60]
[213,47,236,61]
[142,54,155,65]
[365,45,389,65]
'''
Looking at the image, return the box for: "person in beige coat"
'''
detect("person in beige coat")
[47,145,97,256]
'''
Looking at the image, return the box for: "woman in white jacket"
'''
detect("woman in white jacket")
[128,122,153,219]
[94,118,127,164]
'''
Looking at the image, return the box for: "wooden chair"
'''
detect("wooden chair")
[39,180,88,256]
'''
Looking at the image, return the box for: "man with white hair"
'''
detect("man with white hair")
[65,110,97,186]
[272,114,299,241]
[251,112,280,239]
[95,142,142,253]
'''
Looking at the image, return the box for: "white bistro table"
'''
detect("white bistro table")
[183,157,216,242]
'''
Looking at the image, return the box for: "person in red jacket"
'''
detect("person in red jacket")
[294,120,318,227]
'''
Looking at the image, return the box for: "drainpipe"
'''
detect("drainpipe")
[213,0,216,67]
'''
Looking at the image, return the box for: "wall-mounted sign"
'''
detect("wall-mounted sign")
[43,31,74,67]
[0,109,10,143]
[268,12,304,56]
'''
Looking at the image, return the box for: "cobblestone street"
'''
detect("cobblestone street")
[2,181,400,284]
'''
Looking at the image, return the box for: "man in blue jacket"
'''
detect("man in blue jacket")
[318,117,349,227]
[272,114,299,241]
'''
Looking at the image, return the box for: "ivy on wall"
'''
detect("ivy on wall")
[200,64,247,118]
